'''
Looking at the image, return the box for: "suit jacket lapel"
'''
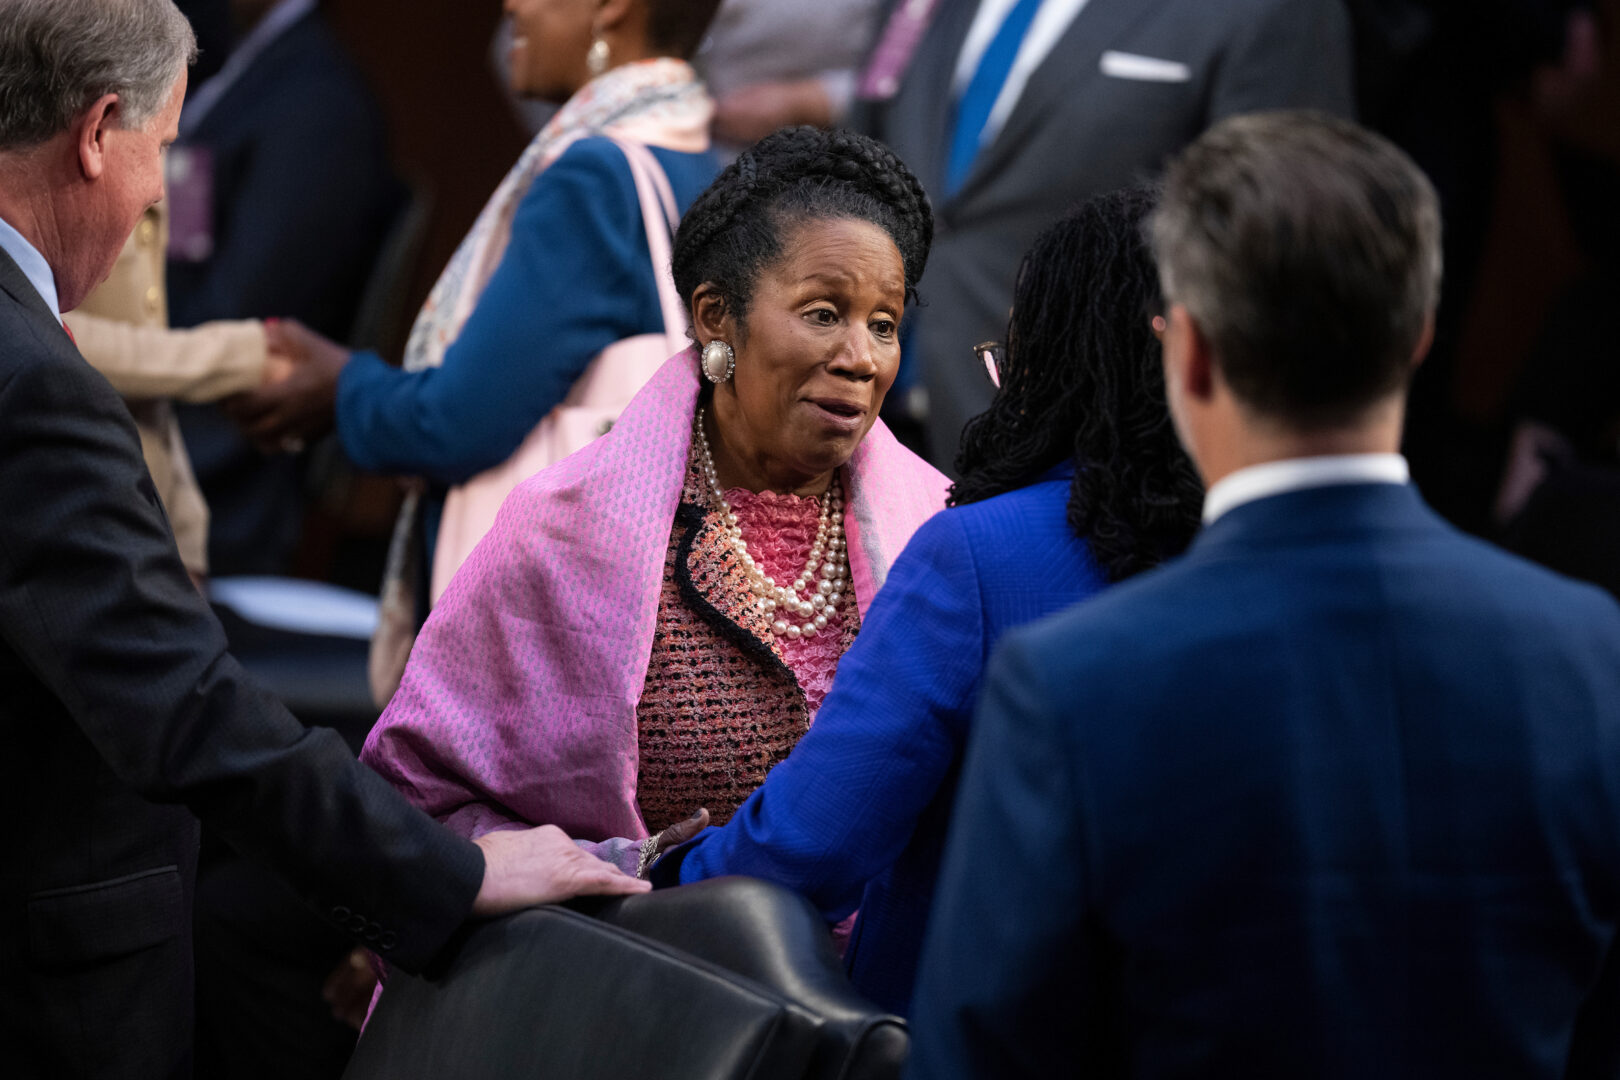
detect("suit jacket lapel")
[954,0,1163,201]
[901,0,983,202]
[0,243,66,330]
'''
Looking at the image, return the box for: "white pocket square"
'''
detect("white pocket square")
[1099,51,1192,83]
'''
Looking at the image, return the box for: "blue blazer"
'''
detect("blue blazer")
[336,137,718,488]
[661,467,1108,1015]
[909,482,1620,1079]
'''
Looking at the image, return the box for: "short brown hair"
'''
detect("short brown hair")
[1150,110,1442,428]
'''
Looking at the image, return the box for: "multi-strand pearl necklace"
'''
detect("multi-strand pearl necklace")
[693,407,849,641]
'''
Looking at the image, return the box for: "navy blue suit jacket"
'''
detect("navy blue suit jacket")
[909,482,1620,1079]
[663,468,1107,1016]
[168,9,402,573]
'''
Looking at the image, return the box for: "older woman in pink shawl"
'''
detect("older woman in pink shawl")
[361,127,946,877]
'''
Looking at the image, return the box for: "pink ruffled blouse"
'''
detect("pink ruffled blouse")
[726,485,849,711]
[634,465,858,834]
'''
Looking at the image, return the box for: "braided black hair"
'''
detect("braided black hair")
[950,186,1203,583]
[672,126,933,337]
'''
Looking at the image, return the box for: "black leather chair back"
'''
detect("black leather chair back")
[343,877,907,1080]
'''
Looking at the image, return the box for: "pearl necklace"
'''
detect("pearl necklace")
[693,407,849,641]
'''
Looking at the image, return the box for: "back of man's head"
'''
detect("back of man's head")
[1150,111,1442,429]
[0,0,196,152]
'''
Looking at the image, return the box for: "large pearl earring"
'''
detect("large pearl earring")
[586,36,610,77]
[702,340,735,384]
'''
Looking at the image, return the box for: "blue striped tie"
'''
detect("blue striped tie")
[945,0,1045,195]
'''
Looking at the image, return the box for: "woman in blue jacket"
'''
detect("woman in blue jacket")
[652,186,1205,1015]
[226,0,723,645]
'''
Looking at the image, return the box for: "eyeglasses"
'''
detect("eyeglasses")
[974,340,1005,389]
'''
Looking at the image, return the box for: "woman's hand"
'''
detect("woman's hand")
[653,808,710,857]
[634,808,710,879]
[224,318,348,452]
[321,947,379,1031]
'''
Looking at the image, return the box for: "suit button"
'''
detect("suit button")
[377,932,398,952]
[363,921,383,943]
[144,285,162,316]
[347,915,368,934]
[331,906,351,921]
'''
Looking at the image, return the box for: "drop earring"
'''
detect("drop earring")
[586,35,611,77]
[701,340,736,384]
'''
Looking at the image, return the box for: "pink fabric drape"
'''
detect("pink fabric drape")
[360,350,949,843]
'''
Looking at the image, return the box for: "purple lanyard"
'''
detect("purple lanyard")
[857,0,946,101]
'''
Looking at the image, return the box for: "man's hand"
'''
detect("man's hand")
[713,79,834,146]
[224,317,347,452]
[471,824,650,917]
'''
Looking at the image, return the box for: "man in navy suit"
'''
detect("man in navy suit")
[908,111,1620,1078]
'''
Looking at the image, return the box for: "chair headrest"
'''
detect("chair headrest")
[345,877,906,1080]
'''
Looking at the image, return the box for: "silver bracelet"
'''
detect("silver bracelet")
[635,834,661,879]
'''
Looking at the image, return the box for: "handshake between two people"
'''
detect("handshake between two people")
[225,317,349,454]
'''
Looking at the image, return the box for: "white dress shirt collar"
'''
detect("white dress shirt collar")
[0,213,62,323]
[1202,453,1411,524]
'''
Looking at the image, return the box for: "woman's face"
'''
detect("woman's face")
[504,0,595,102]
[702,217,907,495]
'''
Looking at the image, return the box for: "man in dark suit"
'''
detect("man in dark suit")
[853,0,1356,466]
[0,3,645,1077]
[908,111,1620,1078]
[169,0,405,574]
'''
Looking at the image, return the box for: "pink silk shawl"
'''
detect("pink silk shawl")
[359,349,950,843]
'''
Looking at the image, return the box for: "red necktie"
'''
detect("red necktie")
[62,322,76,347]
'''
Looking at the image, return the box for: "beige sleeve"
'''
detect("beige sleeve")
[164,419,211,577]
[64,312,269,403]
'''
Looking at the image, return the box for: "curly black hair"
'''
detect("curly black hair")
[671,126,933,338]
[950,186,1203,583]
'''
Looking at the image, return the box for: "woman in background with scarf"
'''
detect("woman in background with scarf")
[227,0,725,701]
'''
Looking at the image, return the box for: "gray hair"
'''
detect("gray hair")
[1150,110,1443,427]
[0,0,197,150]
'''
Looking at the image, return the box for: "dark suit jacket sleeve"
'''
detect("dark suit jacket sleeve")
[664,510,984,914]
[906,628,1108,1080]
[0,347,483,973]
[1209,0,1356,121]
[167,68,397,330]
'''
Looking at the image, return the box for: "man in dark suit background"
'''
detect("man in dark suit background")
[0,3,645,1076]
[853,0,1356,467]
[909,111,1620,1078]
[169,0,404,574]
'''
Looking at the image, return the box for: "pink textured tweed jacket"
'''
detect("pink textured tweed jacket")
[359,349,949,843]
